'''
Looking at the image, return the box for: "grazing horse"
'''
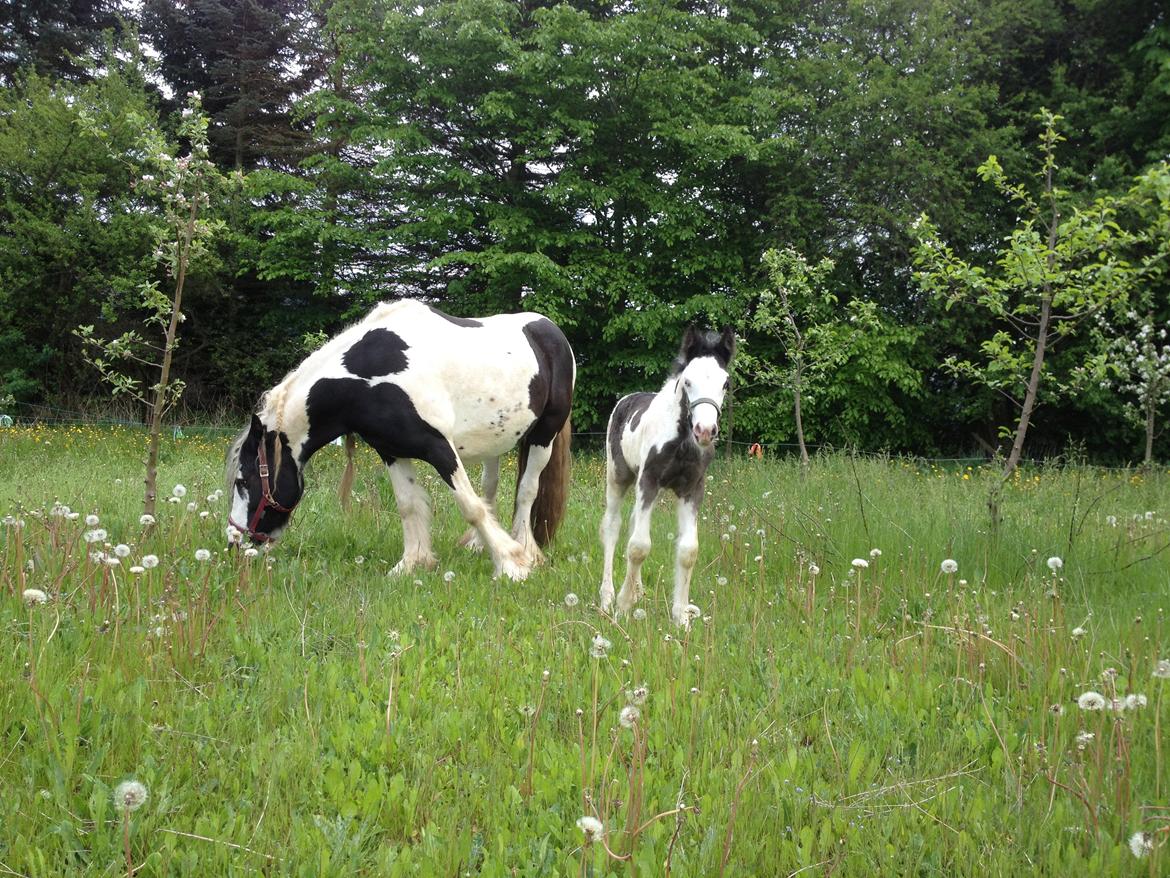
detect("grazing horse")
[599,326,735,626]
[226,299,574,580]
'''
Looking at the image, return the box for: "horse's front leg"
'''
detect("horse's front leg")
[429,442,529,581]
[457,457,499,554]
[615,481,658,615]
[671,496,701,627]
[387,460,438,575]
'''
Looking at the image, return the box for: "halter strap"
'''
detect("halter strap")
[229,437,298,543]
[688,397,722,415]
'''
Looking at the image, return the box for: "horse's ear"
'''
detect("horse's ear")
[247,414,264,446]
[678,324,701,358]
[717,326,737,364]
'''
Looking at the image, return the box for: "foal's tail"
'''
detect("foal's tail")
[338,434,357,510]
[527,417,572,547]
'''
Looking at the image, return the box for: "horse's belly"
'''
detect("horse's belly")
[450,399,536,460]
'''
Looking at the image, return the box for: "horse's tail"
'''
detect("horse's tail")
[338,434,357,510]
[527,416,572,547]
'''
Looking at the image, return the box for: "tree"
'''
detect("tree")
[913,111,1137,516]
[76,93,229,515]
[0,1,127,85]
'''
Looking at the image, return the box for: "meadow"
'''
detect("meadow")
[1,425,1169,876]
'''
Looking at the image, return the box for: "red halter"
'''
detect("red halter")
[229,437,297,543]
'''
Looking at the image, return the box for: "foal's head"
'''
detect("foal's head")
[671,326,736,447]
[226,414,304,545]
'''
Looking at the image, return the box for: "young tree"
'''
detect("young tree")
[912,110,1137,514]
[77,93,229,516]
[739,247,882,465]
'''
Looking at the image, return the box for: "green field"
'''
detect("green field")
[2,425,1169,876]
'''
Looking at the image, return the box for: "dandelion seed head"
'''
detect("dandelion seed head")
[141,554,159,569]
[940,559,958,574]
[22,588,48,605]
[589,634,612,659]
[129,566,144,574]
[172,484,187,498]
[443,570,455,583]
[186,502,197,513]
[113,780,148,812]
[243,547,258,558]
[1124,693,1147,710]
[851,558,869,569]
[632,608,646,621]
[194,549,211,562]
[85,514,100,526]
[1153,659,1170,679]
[808,564,820,576]
[576,815,604,843]
[869,548,881,558]
[140,514,155,526]
[1129,831,1153,859]
[1071,626,1086,638]
[564,592,580,608]
[629,685,649,706]
[619,705,640,728]
[1046,556,1063,572]
[1077,691,1106,711]
[114,544,130,558]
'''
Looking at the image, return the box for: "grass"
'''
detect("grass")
[1,424,1169,876]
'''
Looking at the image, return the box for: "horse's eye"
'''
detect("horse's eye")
[684,378,691,388]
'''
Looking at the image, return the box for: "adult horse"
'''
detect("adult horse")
[226,300,574,580]
[599,326,735,625]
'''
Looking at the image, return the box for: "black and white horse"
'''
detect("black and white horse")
[599,326,735,625]
[226,300,574,580]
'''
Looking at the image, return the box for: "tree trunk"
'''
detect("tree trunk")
[143,201,198,517]
[793,363,809,467]
[1001,294,1052,480]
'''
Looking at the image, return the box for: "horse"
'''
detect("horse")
[226,299,574,580]
[599,326,735,626]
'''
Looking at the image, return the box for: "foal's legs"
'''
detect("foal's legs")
[599,470,631,614]
[671,497,701,627]
[615,481,660,615]
[387,460,438,575]
[457,457,500,553]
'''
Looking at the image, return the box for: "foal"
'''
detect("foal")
[599,327,735,626]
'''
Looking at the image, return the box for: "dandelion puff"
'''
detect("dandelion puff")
[443,570,455,583]
[619,705,640,728]
[632,608,646,621]
[129,566,144,575]
[172,484,187,498]
[808,564,820,576]
[716,575,728,587]
[564,592,580,608]
[684,603,701,621]
[1071,626,1086,638]
[243,547,258,559]
[1075,730,1094,749]
[167,496,180,504]
[85,514,100,526]
[22,588,48,605]
[589,634,612,659]
[1129,831,1154,859]
[1124,693,1147,710]
[194,549,211,562]
[141,554,159,569]
[940,559,958,574]
[226,525,241,542]
[576,815,604,843]
[186,501,197,513]
[1153,659,1170,680]
[628,685,649,706]
[113,780,148,813]
[869,548,881,559]
[1046,556,1063,572]
[140,514,155,526]
[851,558,869,569]
[104,555,120,567]
[1077,691,1107,711]
[114,544,130,558]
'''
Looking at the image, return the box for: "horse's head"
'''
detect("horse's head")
[673,326,736,448]
[226,414,304,545]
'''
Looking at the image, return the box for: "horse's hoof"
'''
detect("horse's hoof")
[599,585,615,614]
[389,553,437,576]
[495,558,531,582]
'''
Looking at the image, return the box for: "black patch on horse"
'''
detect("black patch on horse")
[428,305,484,328]
[670,325,736,376]
[639,398,712,504]
[520,318,574,447]
[607,392,654,488]
[343,328,409,379]
[304,377,459,485]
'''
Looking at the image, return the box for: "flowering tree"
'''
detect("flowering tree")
[912,110,1137,505]
[76,92,228,516]
[1087,312,1170,466]
[739,247,881,465]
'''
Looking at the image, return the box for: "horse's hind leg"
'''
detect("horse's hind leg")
[615,480,659,615]
[670,496,701,627]
[511,443,552,568]
[387,460,438,575]
[599,470,630,614]
[457,457,499,553]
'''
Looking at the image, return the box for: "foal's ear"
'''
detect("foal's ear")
[678,324,702,358]
[717,326,737,364]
